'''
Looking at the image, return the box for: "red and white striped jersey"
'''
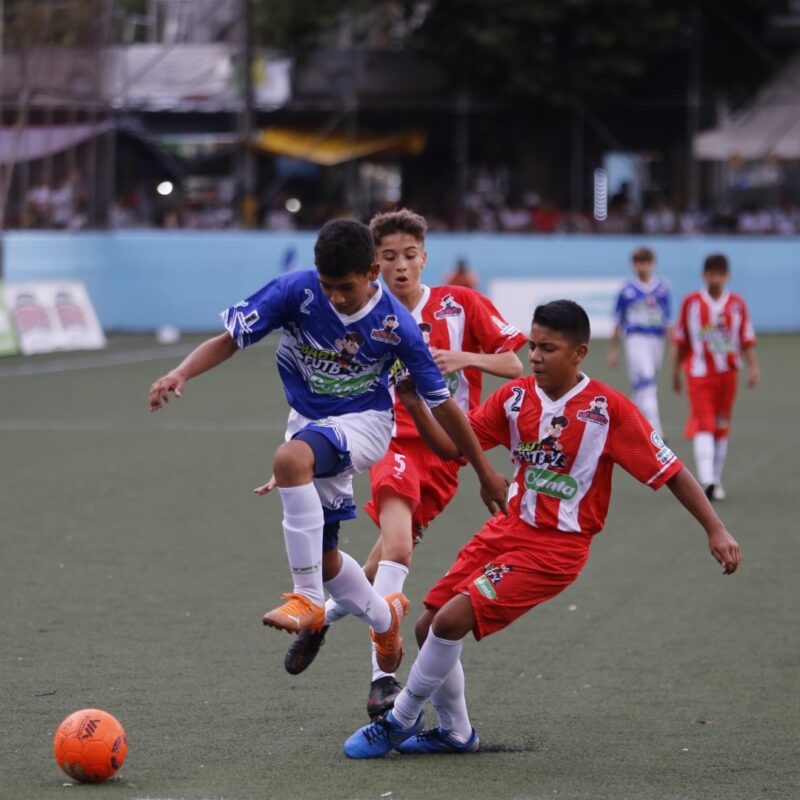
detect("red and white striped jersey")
[392,284,527,439]
[468,374,683,535]
[673,289,756,378]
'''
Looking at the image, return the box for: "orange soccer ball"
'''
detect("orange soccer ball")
[53,708,128,783]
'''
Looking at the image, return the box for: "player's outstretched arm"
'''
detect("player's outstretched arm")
[430,398,509,516]
[396,378,461,461]
[671,343,688,394]
[429,347,523,380]
[149,332,239,411]
[666,467,741,575]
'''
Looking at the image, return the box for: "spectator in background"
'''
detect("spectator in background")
[497,195,532,232]
[443,257,480,289]
[772,198,798,235]
[642,196,676,234]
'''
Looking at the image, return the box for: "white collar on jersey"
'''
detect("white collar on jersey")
[328,280,384,324]
[700,288,730,312]
[534,372,591,409]
[409,284,432,322]
[633,276,659,292]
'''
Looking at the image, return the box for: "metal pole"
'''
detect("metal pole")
[238,0,257,227]
[686,7,702,212]
[454,86,470,230]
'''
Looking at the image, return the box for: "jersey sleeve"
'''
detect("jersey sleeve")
[397,314,451,408]
[606,399,683,490]
[738,297,757,347]
[662,282,673,325]
[467,383,513,451]
[672,296,690,345]
[614,288,626,326]
[220,275,292,349]
[464,290,528,353]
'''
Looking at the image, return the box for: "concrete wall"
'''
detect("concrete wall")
[4,230,798,332]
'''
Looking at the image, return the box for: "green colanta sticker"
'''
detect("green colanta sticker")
[524,467,579,500]
[474,575,497,599]
[445,372,459,395]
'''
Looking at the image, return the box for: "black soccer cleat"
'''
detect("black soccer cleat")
[704,484,716,501]
[283,625,329,675]
[366,676,403,719]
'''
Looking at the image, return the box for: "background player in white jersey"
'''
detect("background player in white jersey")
[282,208,528,718]
[607,246,671,435]
[342,299,741,759]
[148,219,509,682]
[672,254,759,501]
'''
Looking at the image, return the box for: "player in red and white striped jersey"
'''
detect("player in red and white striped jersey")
[344,299,741,759]
[672,254,759,501]
[284,209,527,716]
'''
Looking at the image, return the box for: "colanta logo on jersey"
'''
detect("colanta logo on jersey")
[524,466,579,500]
[433,293,463,319]
[370,314,402,344]
[577,396,609,426]
[699,321,734,354]
[513,415,570,469]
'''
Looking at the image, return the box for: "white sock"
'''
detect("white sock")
[323,597,350,625]
[392,633,464,729]
[371,560,410,681]
[323,551,391,632]
[278,484,324,606]
[431,659,473,742]
[693,432,715,487]
[713,438,728,485]
[633,384,662,436]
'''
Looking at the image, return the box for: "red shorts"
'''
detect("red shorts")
[423,513,591,640]
[364,437,462,540]
[685,371,738,439]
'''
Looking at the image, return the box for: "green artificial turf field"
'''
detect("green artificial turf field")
[1,334,797,799]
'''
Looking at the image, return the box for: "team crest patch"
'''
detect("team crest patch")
[577,396,609,426]
[650,431,676,466]
[433,293,463,319]
[370,314,401,345]
[474,563,511,599]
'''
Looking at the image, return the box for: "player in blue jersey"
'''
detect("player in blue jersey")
[148,219,509,676]
[607,246,671,435]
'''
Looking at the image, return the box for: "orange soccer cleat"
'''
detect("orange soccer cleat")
[370,592,409,673]
[263,593,325,634]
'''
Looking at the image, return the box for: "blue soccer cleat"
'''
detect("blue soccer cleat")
[395,726,480,754]
[343,710,423,759]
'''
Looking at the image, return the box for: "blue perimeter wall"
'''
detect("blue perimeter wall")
[4,230,799,332]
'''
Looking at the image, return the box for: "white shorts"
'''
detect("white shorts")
[284,408,394,519]
[624,333,665,390]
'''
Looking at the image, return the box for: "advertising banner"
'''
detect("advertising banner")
[0,285,20,357]
[489,277,622,339]
[4,281,106,355]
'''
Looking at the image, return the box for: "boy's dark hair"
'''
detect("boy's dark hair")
[632,246,654,263]
[343,331,364,344]
[314,219,375,277]
[532,299,591,345]
[369,208,427,245]
[703,253,729,273]
[551,415,569,428]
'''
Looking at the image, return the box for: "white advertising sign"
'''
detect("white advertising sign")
[4,281,106,355]
[489,278,622,339]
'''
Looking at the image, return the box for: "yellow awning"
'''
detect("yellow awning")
[254,126,426,166]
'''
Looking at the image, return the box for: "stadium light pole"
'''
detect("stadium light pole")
[237,0,257,228]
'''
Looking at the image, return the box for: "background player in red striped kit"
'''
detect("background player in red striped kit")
[671,254,760,501]
[343,299,741,758]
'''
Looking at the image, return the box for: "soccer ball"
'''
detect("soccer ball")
[53,708,127,783]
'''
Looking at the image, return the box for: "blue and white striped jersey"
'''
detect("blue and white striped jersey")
[614,278,671,336]
[221,270,450,420]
